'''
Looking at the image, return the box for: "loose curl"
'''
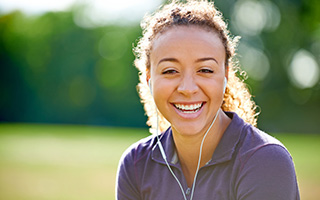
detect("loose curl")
[134,0,259,134]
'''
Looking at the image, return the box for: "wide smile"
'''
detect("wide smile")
[172,102,205,114]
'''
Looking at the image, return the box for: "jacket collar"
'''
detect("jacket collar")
[151,112,244,166]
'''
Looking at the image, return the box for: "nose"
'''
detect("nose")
[177,74,199,96]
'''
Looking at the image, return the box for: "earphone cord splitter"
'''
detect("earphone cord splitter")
[155,109,219,200]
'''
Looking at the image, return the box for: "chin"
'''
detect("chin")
[172,123,207,137]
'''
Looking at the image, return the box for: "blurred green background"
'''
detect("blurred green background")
[0,0,319,199]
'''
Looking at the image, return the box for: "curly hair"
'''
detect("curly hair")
[134,0,259,134]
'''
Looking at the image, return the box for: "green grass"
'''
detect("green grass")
[0,124,319,200]
[272,133,320,200]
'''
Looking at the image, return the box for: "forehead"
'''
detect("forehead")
[150,26,226,63]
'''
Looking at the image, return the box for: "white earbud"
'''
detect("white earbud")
[148,79,153,95]
[223,77,227,94]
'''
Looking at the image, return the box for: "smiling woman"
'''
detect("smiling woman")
[135,5,258,134]
[116,1,300,200]
[149,26,228,138]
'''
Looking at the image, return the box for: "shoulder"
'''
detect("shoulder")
[234,123,299,199]
[116,134,157,198]
[238,122,287,159]
[116,134,157,200]
[119,134,156,166]
[225,112,288,160]
[238,126,294,174]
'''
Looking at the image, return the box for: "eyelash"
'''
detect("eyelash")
[162,69,178,74]
[198,68,214,73]
[161,68,214,75]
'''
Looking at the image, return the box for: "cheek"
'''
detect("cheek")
[207,86,225,103]
[152,80,175,106]
[199,80,224,99]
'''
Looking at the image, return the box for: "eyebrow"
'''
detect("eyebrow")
[157,58,179,66]
[196,57,219,64]
[157,57,218,66]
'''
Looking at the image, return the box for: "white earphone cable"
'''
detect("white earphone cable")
[150,78,224,200]
[156,109,219,200]
[155,111,188,200]
[189,112,218,200]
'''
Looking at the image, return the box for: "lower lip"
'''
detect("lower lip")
[172,103,205,119]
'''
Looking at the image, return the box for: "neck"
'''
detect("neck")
[172,110,231,187]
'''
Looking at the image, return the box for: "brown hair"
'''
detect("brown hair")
[134,0,259,134]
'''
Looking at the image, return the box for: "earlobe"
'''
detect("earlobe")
[146,69,153,95]
[224,65,229,94]
[225,64,229,79]
[146,68,151,83]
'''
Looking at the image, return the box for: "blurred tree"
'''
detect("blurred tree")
[0,10,147,127]
[0,0,319,133]
[216,0,320,133]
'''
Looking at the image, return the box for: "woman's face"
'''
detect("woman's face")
[149,26,227,136]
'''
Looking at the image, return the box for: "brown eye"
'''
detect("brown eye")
[162,69,178,74]
[198,68,214,73]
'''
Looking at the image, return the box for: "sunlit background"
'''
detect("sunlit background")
[0,0,319,199]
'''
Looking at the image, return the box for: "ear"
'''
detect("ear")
[146,68,151,83]
[225,65,229,81]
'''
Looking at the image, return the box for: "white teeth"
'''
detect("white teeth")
[174,103,202,113]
